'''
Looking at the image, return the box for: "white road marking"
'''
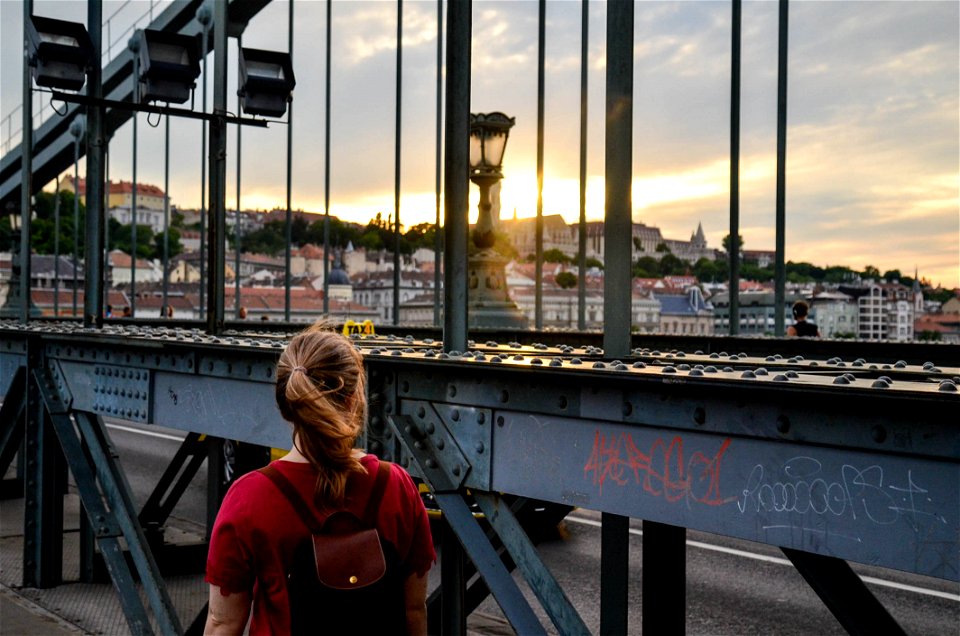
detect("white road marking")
[104,423,185,442]
[565,515,960,602]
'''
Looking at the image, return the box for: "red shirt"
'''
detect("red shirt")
[206,454,435,635]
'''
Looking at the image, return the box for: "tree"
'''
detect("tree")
[741,263,773,282]
[404,223,438,251]
[722,233,744,254]
[111,223,156,259]
[241,225,287,256]
[585,257,604,270]
[23,190,87,256]
[861,265,881,280]
[555,271,577,289]
[154,227,183,259]
[824,265,856,283]
[658,253,687,276]
[883,269,902,283]
[693,257,720,283]
[924,286,955,304]
[633,256,659,278]
[655,242,671,253]
[543,248,570,264]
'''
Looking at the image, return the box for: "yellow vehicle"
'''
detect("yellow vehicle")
[342,320,376,336]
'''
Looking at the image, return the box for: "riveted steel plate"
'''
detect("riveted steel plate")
[153,372,290,448]
[89,364,151,423]
[389,366,582,418]
[491,412,960,581]
[195,354,277,382]
[392,402,470,489]
[431,402,493,491]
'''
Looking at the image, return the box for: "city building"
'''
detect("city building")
[107,250,162,287]
[853,282,917,342]
[497,216,715,265]
[710,290,806,335]
[64,176,169,234]
[351,270,436,323]
[656,286,714,335]
[810,291,858,338]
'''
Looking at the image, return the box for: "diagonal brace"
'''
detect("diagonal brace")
[34,368,182,636]
[474,491,590,635]
[782,547,907,636]
[139,432,208,527]
[391,413,545,634]
[433,492,547,635]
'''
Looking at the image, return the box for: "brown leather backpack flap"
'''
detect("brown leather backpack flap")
[312,527,386,590]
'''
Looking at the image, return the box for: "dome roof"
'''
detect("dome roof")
[328,267,350,285]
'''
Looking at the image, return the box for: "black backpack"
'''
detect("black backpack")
[260,461,406,634]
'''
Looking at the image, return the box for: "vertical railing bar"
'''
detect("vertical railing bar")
[199,10,209,321]
[323,0,332,316]
[602,0,633,359]
[20,0,34,324]
[433,0,443,327]
[577,0,588,331]
[72,128,81,317]
[54,176,61,316]
[234,35,243,319]
[206,0,228,334]
[103,139,110,311]
[163,113,170,317]
[130,45,139,316]
[535,0,546,331]
[442,0,471,354]
[729,0,741,335]
[774,0,789,336]
[284,0,294,323]
[393,0,403,326]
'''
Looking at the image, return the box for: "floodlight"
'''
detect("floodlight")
[136,29,201,104]
[26,15,94,91]
[238,48,296,117]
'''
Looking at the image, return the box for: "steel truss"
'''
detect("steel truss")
[1,322,958,634]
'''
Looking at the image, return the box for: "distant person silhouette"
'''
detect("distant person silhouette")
[787,300,820,337]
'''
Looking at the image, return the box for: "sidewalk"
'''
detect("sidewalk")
[0,584,86,635]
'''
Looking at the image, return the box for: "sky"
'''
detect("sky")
[1,0,957,288]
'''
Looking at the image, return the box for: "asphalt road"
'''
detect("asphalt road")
[107,420,960,635]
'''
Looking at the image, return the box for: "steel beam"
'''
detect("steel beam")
[782,548,908,636]
[642,521,686,634]
[475,491,590,635]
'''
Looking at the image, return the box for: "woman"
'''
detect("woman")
[204,325,435,634]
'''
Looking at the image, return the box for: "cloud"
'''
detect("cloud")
[2,0,957,289]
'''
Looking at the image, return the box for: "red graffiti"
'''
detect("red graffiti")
[583,430,736,506]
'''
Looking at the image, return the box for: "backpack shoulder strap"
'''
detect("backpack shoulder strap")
[361,460,392,527]
[259,464,323,533]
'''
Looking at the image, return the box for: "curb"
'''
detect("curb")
[0,582,88,635]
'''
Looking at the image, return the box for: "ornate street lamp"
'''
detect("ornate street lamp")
[469,112,514,249]
[466,112,526,329]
